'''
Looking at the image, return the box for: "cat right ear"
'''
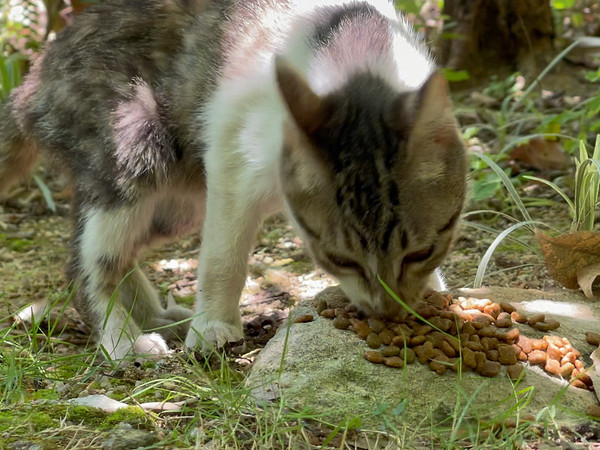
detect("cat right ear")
[275,56,328,136]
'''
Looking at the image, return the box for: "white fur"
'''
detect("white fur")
[187,0,440,350]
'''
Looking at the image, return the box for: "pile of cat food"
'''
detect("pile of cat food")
[311,291,595,391]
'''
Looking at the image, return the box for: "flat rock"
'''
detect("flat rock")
[247,286,599,433]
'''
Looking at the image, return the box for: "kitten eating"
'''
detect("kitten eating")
[0,0,467,358]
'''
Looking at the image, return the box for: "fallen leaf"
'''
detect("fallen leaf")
[577,263,600,299]
[536,229,600,297]
[510,137,570,171]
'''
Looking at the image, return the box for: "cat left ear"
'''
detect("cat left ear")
[275,57,328,135]
[410,71,457,145]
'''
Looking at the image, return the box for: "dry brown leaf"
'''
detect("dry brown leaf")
[510,137,570,171]
[577,263,600,299]
[536,229,600,297]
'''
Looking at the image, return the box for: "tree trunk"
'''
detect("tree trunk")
[440,0,555,79]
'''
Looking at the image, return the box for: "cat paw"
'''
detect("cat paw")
[133,332,170,355]
[100,332,170,359]
[184,318,244,351]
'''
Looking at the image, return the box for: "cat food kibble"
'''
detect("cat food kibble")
[315,293,592,390]
[294,314,314,324]
[585,331,600,346]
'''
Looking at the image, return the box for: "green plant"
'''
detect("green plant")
[470,135,600,288]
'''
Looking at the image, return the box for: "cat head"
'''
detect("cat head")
[276,58,467,317]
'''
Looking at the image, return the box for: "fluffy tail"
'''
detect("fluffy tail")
[0,96,39,196]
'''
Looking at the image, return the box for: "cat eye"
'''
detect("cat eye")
[403,246,434,264]
[325,253,366,277]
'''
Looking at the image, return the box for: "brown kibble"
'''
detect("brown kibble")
[528,350,547,365]
[364,351,385,364]
[494,312,513,328]
[379,329,395,345]
[410,335,427,346]
[429,357,449,375]
[478,326,496,338]
[332,316,350,330]
[294,314,314,324]
[415,341,435,364]
[349,319,372,339]
[381,345,401,357]
[527,313,545,326]
[475,351,487,373]
[571,379,587,390]
[366,332,383,349]
[506,364,525,380]
[472,315,493,329]
[465,341,483,352]
[413,324,433,336]
[367,317,386,334]
[585,331,600,346]
[586,404,600,417]
[480,360,501,377]
[334,308,349,318]
[315,300,328,314]
[429,316,452,332]
[560,362,574,378]
[320,308,335,319]
[532,319,560,332]
[400,347,416,364]
[462,322,477,336]
[499,302,516,314]
[439,340,457,358]
[462,347,477,369]
[445,337,461,353]
[384,356,405,368]
[425,290,449,308]
[486,349,499,361]
[545,359,561,375]
[518,351,527,361]
[497,327,520,343]
[415,303,438,319]
[391,335,408,347]
[481,337,499,351]
[498,344,518,365]
[510,311,528,323]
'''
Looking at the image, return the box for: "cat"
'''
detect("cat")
[0,0,467,359]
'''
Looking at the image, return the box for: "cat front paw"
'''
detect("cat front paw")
[184,318,244,351]
[133,332,171,355]
[99,331,170,360]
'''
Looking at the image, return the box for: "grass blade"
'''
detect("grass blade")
[473,220,544,288]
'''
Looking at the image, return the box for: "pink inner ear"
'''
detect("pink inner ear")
[275,57,325,135]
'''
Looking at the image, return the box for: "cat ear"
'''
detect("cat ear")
[410,71,458,147]
[402,71,463,180]
[275,56,328,135]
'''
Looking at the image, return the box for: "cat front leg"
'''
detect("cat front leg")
[185,181,265,351]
